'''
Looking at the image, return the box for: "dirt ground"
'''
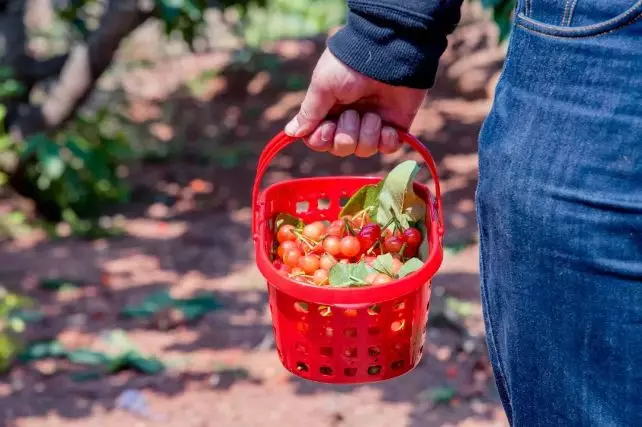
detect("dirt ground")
[0,5,510,427]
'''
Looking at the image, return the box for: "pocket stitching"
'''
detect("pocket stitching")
[516,11,642,39]
[515,0,642,38]
[564,0,580,26]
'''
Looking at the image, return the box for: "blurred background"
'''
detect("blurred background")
[0,0,514,426]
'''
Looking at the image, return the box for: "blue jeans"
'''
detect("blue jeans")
[476,0,642,425]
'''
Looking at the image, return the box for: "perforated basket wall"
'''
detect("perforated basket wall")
[253,132,444,384]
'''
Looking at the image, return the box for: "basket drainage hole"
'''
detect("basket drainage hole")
[368,327,381,336]
[296,362,309,373]
[297,321,309,334]
[367,304,381,316]
[294,302,309,313]
[344,347,357,358]
[368,346,381,357]
[296,201,310,213]
[339,196,350,207]
[320,347,333,357]
[320,366,333,376]
[344,328,357,338]
[391,360,405,370]
[344,368,357,377]
[318,306,332,317]
[391,320,405,332]
[317,198,331,210]
[393,301,406,311]
[367,365,382,376]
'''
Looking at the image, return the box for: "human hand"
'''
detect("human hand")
[284,48,427,157]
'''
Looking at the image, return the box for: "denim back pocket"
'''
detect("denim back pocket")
[515,0,642,37]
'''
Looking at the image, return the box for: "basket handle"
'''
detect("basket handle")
[252,130,445,238]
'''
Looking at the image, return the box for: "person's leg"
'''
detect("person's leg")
[476,1,642,425]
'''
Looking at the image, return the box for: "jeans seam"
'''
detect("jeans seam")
[561,0,573,26]
[516,8,642,38]
[565,0,580,26]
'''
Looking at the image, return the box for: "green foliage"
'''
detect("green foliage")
[156,0,209,45]
[0,290,36,373]
[237,0,346,47]
[478,0,517,41]
[19,108,132,221]
[20,331,167,380]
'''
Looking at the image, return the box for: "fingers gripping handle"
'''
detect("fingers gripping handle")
[251,131,445,238]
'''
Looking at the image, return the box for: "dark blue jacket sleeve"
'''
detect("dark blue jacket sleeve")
[328,0,463,89]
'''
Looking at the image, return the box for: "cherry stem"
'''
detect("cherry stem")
[366,217,395,254]
[292,229,315,249]
[399,242,408,262]
[344,220,356,236]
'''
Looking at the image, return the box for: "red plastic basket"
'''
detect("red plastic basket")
[252,130,444,384]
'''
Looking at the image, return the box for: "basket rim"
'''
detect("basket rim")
[253,176,444,305]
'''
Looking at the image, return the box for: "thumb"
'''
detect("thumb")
[285,82,336,138]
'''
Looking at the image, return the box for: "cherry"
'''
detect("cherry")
[402,228,422,246]
[373,274,393,285]
[320,254,336,270]
[323,236,341,257]
[312,269,329,286]
[365,272,378,284]
[340,236,361,258]
[358,223,381,251]
[403,244,419,258]
[283,249,302,268]
[277,224,297,243]
[384,236,404,254]
[299,254,320,275]
[391,257,403,275]
[277,240,299,259]
[303,221,326,242]
[364,255,377,266]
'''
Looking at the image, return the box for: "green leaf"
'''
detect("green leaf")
[375,160,426,230]
[124,352,165,374]
[70,369,103,382]
[328,262,370,287]
[338,182,382,218]
[120,290,174,319]
[274,212,304,231]
[21,133,47,159]
[328,263,352,287]
[371,253,395,277]
[172,294,222,321]
[37,138,65,180]
[0,333,20,373]
[430,386,456,404]
[397,258,424,278]
[108,351,165,375]
[67,349,112,366]
[19,340,66,362]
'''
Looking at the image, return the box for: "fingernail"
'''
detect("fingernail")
[341,110,358,131]
[321,123,334,142]
[285,118,298,136]
[362,114,380,135]
[381,126,399,153]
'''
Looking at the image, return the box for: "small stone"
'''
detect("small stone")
[34,359,57,376]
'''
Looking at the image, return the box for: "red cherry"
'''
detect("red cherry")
[384,236,404,254]
[402,228,422,247]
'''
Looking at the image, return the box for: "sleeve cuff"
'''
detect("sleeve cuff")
[327,7,450,89]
